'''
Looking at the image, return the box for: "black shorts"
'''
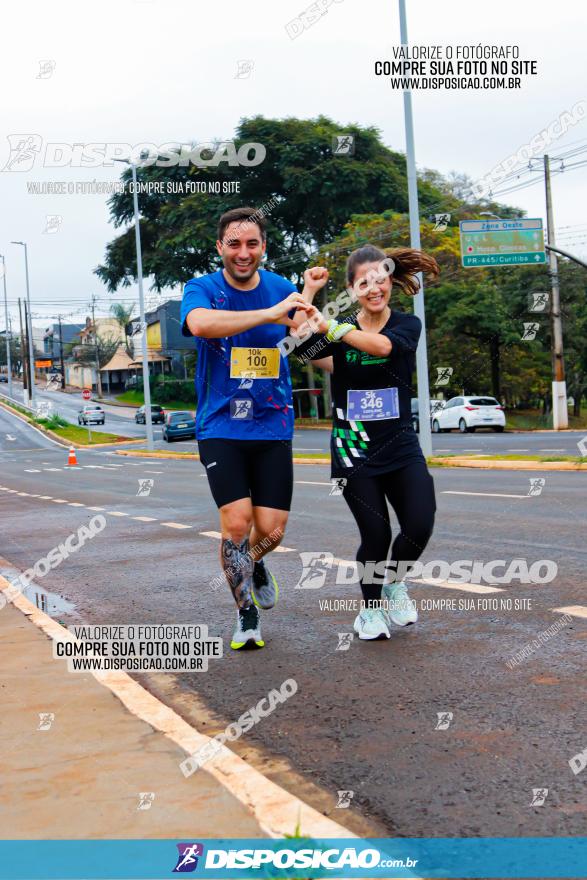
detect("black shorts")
[197,439,294,510]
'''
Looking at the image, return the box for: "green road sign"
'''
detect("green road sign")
[459,218,546,267]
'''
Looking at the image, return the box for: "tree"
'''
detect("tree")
[95,115,454,291]
[110,302,135,358]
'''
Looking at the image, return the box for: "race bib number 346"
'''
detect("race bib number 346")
[230,347,280,379]
[347,387,399,421]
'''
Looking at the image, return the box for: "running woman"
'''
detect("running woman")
[295,245,440,640]
[181,207,322,650]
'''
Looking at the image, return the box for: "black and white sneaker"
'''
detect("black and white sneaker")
[251,559,279,610]
[230,605,264,650]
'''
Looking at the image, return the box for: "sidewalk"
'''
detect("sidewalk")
[0,598,265,839]
[0,579,352,842]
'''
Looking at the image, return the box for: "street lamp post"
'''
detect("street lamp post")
[398,0,432,457]
[0,255,14,398]
[113,158,154,450]
[11,241,36,410]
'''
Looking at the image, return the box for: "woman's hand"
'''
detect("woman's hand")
[302,266,329,300]
[292,303,329,337]
[264,292,313,327]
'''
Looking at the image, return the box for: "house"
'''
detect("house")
[66,316,126,392]
[126,299,195,381]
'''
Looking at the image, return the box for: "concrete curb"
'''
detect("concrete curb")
[431,457,587,471]
[112,449,587,471]
[113,449,329,465]
[0,574,356,840]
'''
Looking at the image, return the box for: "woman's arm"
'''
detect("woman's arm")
[339,328,392,357]
[288,266,330,331]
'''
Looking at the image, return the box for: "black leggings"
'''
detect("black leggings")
[342,460,436,606]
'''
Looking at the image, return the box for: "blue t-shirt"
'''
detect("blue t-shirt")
[181,268,297,440]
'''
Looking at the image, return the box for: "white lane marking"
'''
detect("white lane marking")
[508,448,528,452]
[552,605,587,619]
[39,495,53,500]
[86,506,105,511]
[43,467,61,472]
[442,490,530,499]
[296,480,330,486]
[132,516,158,522]
[199,529,295,552]
[540,448,567,452]
[17,492,30,496]
[144,470,163,474]
[411,578,504,594]
[463,448,482,452]
[52,499,69,504]
[24,469,41,473]
[107,511,130,517]
[161,521,192,529]
[325,562,504,595]
[68,502,85,507]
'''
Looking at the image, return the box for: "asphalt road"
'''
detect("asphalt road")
[1,404,585,839]
[3,382,585,455]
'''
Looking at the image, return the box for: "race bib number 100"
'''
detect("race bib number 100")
[230,347,280,379]
[347,387,399,421]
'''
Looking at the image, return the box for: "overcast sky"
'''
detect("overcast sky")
[1,0,585,329]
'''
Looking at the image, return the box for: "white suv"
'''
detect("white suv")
[432,396,505,433]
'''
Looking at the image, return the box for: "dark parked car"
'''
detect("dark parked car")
[135,404,165,424]
[410,397,445,433]
[78,404,105,425]
[162,411,196,442]
[0,374,8,383]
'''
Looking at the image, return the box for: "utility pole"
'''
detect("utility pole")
[19,299,30,403]
[113,157,154,449]
[11,241,36,410]
[0,255,13,398]
[544,155,568,429]
[57,315,66,389]
[398,0,432,457]
[90,295,103,397]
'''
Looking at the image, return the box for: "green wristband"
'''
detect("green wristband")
[326,320,355,342]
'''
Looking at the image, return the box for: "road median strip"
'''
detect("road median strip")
[0,398,141,448]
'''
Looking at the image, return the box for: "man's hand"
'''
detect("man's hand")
[302,267,329,300]
[264,292,313,327]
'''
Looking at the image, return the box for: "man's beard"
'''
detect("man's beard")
[223,255,262,284]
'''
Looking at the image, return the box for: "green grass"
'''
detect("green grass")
[114,390,193,411]
[46,424,127,445]
[0,399,128,445]
[507,408,587,430]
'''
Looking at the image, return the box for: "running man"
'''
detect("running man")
[181,207,322,650]
[294,245,440,640]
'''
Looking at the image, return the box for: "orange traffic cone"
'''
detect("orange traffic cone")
[67,446,78,467]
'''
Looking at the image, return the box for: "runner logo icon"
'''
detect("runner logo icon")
[231,399,253,420]
[173,843,204,873]
[435,712,453,730]
[295,552,334,589]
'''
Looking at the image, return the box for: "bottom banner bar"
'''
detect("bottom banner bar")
[0,837,585,879]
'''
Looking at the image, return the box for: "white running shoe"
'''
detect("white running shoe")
[382,581,418,626]
[230,605,264,650]
[353,607,391,640]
